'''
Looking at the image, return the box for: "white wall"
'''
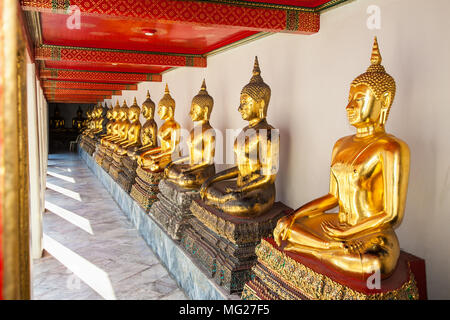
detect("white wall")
[104,0,450,299]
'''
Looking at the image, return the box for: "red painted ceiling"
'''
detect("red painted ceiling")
[26,0,347,102]
[41,13,259,55]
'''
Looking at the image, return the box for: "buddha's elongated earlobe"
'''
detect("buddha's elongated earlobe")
[379,92,391,125]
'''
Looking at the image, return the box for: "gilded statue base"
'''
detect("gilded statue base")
[80,136,97,156]
[241,238,427,300]
[182,200,292,294]
[117,156,138,193]
[149,179,199,241]
[101,148,113,172]
[129,166,164,212]
[109,153,126,181]
[93,144,107,166]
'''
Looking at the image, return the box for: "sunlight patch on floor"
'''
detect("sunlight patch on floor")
[45,201,93,235]
[46,182,82,201]
[43,234,116,300]
[47,170,76,183]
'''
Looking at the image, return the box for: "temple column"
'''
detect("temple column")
[27,62,43,260]
[0,0,31,299]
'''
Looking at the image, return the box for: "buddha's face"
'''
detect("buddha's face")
[346,84,388,128]
[128,109,139,123]
[117,109,125,121]
[142,104,154,120]
[238,93,262,121]
[190,103,206,122]
[106,110,112,120]
[158,105,171,120]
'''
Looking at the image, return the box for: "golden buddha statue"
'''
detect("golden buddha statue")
[99,104,113,138]
[81,110,91,135]
[199,57,278,217]
[127,91,158,160]
[50,105,65,129]
[137,84,181,172]
[101,100,121,147]
[273,37,410,280]
[90,104,105,138]
[72,106,86,131]
[116,97,142,155]
[82,108,94,136]
[165,80,216,189]
[108,100,130,151]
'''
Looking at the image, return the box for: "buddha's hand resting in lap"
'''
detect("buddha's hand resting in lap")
[321,220,349,240]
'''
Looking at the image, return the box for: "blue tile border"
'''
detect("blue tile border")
[78,147,239,300]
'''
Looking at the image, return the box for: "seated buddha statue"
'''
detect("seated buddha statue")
[89,105,103,139]
[50,105,65,129]
[137,84,181,172]
[99,104,113,139]
[199,57,278,217]
[273,37,410,280]
[101,101,121,147]
[89,105,103,138]
[127,91,158,161]
[165,80,216,189]
[81,108,94,136]
[80,110,90,135]
[72,106,86,132]
[116,97,142,155]
[108,100,130,151]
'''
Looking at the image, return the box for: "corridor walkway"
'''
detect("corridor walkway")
[33,153,187,300]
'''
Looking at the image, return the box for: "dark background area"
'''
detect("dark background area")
[48,103,95,153]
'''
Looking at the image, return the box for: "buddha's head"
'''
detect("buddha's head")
[128,97,141,123]
[95,105,102,118]
[239,56,271,122]
[190,79,213,122]
[112,100,120,120]
[347,37,396,129]
[54,105,61,117]
[106,104,113,120]
[119,100,128,121]
[142,90,156,120]
[158,84,175,121]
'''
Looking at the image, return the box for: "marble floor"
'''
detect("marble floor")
[33,153,187,300]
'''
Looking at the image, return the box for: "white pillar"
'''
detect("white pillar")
[27,63,43,259]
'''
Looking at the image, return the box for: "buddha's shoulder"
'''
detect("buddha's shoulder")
[333,135,354,148]
[143,119,157,128]
[375,134,410,153]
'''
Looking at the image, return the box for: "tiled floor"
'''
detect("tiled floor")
[33,153,187,300]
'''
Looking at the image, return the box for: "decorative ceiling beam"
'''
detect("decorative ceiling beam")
[43,89,122,96]
[47,99,102,104]
[21,0,320,34]
[35,45,207,68]
[40,68,162,83]
[45,94,111,101]
[42,81,138,91]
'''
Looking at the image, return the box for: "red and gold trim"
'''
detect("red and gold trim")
[42,81,137,91]
[43,89,121,96]
[40,68,162,83]
[35,45,207,68]
[21,0,320,34]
